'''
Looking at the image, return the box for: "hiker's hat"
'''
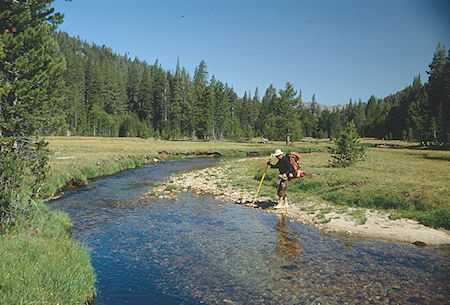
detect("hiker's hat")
[273,149,283,156]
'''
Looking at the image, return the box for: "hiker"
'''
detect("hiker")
[267,149,292,209]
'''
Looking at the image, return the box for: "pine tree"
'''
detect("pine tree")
[168,61,183,137]
[407,85,430,144]
[0,0,65,221]
[127,58,141,113]
[85,60,103,135]
[329,121,365,167]
[309,94,320,137]
[318,108,332,138]
[355,99,366,134]
[276,82,302,141]
[212,80,230,140]
[257,84,276,135]
[192,60,211,139]
[138,66,153,121]
[179,67,193,138]
[426,43,448,143]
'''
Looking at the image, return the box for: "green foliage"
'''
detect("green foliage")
[0,201,96,304]
[0,0,64,223]
[328,121,365,167]
[165,184,178,191]
[426,43,449,144]
[47,31,449,145]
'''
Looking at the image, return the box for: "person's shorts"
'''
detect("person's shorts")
[277,178,289,197]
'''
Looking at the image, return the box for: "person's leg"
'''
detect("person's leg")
[274,181,284,209]
[282,180,289,207]
[275,179,289,209]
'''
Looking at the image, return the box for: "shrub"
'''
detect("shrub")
[328,121,365,167]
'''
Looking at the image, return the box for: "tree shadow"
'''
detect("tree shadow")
[368,143,450,151]
[422,155,450,161]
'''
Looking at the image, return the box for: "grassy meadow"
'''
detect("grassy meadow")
[0,200,96,304]
[2,136,448,304]
[46,136,449,227]
[43,136,323,197]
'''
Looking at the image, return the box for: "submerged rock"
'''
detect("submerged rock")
[412,241,427,247]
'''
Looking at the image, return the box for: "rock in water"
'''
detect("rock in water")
[412,241,427,247]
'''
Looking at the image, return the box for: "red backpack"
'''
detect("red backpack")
[287,152,305,178]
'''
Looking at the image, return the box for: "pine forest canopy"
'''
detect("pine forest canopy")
[1,5,449,144]
[54,32,449,144]
[0,0,448,226]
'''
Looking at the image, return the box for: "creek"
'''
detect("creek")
[50,158,449,304]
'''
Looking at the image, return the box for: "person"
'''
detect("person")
[267,149,292,209]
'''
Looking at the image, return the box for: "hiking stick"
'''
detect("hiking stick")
[252,153,273,205]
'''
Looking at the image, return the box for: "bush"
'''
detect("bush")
[328,121,365,167]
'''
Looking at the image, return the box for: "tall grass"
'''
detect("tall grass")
[1,136,326,304]
[44,136,326,196]
[233,142,449,228]
[0,200,96,304]
[4,136,446,304]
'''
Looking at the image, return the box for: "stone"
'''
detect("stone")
[412,241,427,247]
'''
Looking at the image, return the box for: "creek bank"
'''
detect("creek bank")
[45,151,222,201]
[144,161,450,247]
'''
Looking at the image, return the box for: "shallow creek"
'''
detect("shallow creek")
[50,158,449,304]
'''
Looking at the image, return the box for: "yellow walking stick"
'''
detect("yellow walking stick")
[252,153,273,205]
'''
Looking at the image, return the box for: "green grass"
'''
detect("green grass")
[43,136,327,197]
[4,136,322,304]
[165,184,178,191]
[3,136,448,304]
[0,201,96,304]
[217,141,450,228]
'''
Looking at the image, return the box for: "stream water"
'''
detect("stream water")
[50,158,449,304]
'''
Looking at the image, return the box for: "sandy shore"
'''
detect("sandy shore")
[146,162,450,247]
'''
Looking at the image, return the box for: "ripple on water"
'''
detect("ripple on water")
[51,159,450,305]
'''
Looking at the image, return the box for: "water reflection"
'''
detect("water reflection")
[50,159,450,305]
[276,214,301,261]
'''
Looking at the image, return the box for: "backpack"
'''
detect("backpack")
[287,152,305,178]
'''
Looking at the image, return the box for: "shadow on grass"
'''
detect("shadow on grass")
[422,155,450,161]
[368,143,450,151]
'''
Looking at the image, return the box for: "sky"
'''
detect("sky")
[52,0,449,106]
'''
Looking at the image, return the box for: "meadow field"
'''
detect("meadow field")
[218,142,450,228]
[2,136,449,304]
[43,136,320,196]
[46,136,449,228]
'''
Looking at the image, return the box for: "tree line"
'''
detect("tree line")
[1,0,447,224]
[55,32,448,144]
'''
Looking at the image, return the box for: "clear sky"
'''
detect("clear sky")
[52,0,449,106]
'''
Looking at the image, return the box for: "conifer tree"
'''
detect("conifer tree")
[409,91,429,142]
[329,121,365,167]
[212,80,230,140]
[138,66,153,121]
[426,43,448,143]
[274,82,302,141]
[168,61,183,136]
[0,0,65,220]
[192,60,211,139]
[127,58,141,113]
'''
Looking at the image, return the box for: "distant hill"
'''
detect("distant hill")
[303,102,346,111]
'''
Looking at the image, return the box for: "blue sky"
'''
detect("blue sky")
[53,0,449,106]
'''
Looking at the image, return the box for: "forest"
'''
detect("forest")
[54,32,449,144]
